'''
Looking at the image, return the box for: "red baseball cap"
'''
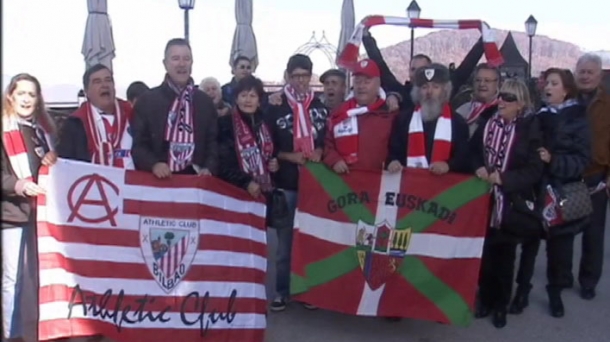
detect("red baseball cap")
[352,59,380,78]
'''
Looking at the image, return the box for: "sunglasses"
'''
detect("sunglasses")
[498,92,518,102]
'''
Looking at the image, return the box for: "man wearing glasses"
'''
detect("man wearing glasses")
[265,54,328,313]
[221,56,254,106]
[455,63,501,137]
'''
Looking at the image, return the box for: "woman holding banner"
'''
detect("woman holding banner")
[1,73,57,341]
[471,79,544,329]
[216,75,279,198]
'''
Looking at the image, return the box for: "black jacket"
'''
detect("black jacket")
[217,110,276,190]
[472,115,544,199]
[131,82,219,175]
[265,95,329,191]
[363,35,485,108]
[387,107,471,173]
[56,117,91,163]
[540,103,592,237]
[471,114,544,237]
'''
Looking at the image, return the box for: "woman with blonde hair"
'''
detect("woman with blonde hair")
[472,79,544,328]
[1,73,57,341]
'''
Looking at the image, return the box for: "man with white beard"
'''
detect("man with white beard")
[386,63,470,174]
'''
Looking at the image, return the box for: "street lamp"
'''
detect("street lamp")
[77,89,86,106]
[525,15,538,78]
[178,0,196,43]
[407,0,421,61]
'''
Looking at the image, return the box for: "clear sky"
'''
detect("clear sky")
[3,0,609,102]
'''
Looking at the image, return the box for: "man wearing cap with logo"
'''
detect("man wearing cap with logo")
[324,59,397,173]
[319,69,348,112]
[386,63,470,174]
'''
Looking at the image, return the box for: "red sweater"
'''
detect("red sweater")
[323,110,397,171]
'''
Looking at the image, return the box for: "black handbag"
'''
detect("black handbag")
[547,181,593,225]
[502,194,542,238]
[266,189,294,229]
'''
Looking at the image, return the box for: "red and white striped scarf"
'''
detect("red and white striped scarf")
[466,98,499,125]
[331,88,387,164]
[406,104,452,168]
[337,16,503,69]
[232,110,274,192]
[73,100,133,168]
[483,115,517,228]
[2,115,54,181]
[283,85,315,157]
[165,78,195,172]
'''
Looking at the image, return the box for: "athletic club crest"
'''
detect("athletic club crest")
[139,217,199,293]
[424,68,435,81]
[355,220,411,290]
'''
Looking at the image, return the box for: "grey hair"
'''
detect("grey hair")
[199,77,220,89]
[576,53,602,70]
[410,82,453,105]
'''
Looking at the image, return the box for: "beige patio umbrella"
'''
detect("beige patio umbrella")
[229,0,259,71]
[82,0,116,70]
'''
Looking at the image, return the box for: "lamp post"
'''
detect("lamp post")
[77,89,86,106]
[525,15,538,78]
[178,0,196,43]
[407,0,421,61]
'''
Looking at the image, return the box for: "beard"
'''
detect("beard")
[420,98,443,122]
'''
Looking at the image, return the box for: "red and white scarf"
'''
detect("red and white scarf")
[73,100,133,169]
[337,16,503,69]
[483,115,517,228]
[406,104,452,168]
[165,78,196,172]
[331,89,387,164]
[2,114,54,181]
[232,110,274,192]
[466,98,499,125]
[283,85,315,157]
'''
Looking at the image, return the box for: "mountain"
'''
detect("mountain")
[373,30,610,83]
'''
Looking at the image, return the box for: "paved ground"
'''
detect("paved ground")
[264,203,610,342]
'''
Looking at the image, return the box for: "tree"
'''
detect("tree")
[164,231,175,246]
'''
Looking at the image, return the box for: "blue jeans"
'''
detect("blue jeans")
[2,225,33,340]
[274,190,298,298]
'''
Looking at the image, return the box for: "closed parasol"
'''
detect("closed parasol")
[230,0,259,71]
[81,0,115,70]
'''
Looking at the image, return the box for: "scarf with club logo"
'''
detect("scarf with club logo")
[483,114,517,228]
[165,76,196,172]
[232,110,274,192]
[2,114,54,181]
[284,84,315,157]
[330,88,387,164]
[406,104,453,168]
[72,99,133,168]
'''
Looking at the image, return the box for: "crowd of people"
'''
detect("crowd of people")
[2,32,609,342]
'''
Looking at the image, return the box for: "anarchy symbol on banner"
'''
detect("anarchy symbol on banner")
[67,173,119,227]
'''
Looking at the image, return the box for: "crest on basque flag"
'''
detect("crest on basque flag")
[355,221,411,290]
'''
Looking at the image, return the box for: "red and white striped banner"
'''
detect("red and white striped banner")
[337,15,504,69]
[36,159,267,342]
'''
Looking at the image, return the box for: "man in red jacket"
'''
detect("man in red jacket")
[323,59,397,173]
